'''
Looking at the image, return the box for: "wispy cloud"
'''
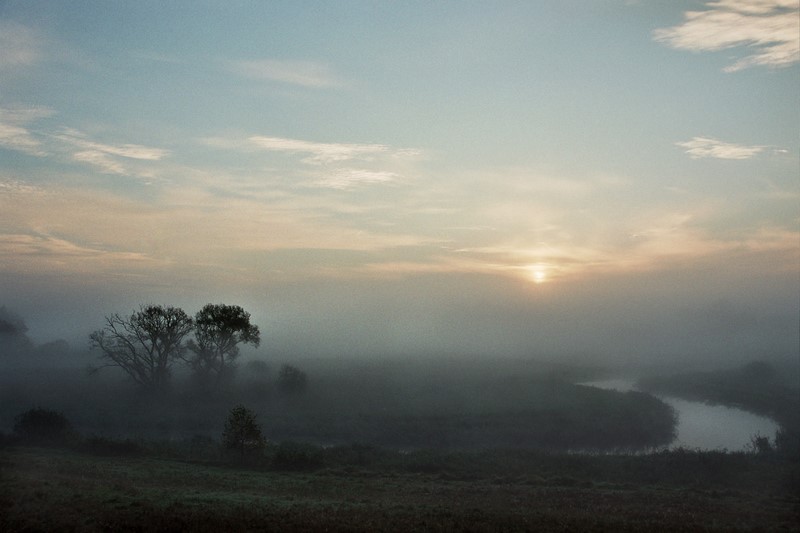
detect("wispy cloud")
[654,0,799,72]
[0,107,54,156]
[0,22,43,69]
[51,128,169,175]
[676,136,767,159]
[230,59,345,88]
[55,129,169,160]
[0,232,155,277]
[71,150,127,175]
[311,169,399,190]
[249,136,388,164]
[0,178,42,195]
[0,112,170,176]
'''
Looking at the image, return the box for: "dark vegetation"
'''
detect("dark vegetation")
[638,360,800,459]
[2,441,798,531]
[89,303,260,392]
[1,357,676,452]
[12,407,74,447]
[221,405,266,460]
[2,305,798,529]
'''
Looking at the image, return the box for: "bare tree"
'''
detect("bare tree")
[90,305,194,391]
[186,304,260,386]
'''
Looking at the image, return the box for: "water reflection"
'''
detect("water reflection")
[582,379,779,451]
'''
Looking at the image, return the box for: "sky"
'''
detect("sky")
[1,1,798,367]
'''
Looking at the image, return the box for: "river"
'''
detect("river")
[582,379,780,451]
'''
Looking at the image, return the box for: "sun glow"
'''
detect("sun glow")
[527,265,548,284]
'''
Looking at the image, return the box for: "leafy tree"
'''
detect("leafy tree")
[222,405,266,460]
[187,304,260,386]
[278,364,308,395]
[89,305,194,391]
[0,306,34,356]
[13,407,73,446]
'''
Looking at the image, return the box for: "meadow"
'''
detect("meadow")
[2,357,798,530]
[2,443,798,531]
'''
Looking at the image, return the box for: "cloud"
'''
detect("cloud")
[230,59,345,88]
[311,169,400,190]
[0,232,154,277]
[49,128,169,176]
[0,107,54,156]
[654,0,799,71]
[0,22,43,69]
[0,113,169,176]
[0,178,43,195]
[676,136,767,159]
[55,129,169,160]
[72,150,127,175]
[249,135,389,164]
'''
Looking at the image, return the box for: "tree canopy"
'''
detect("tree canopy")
[90,305,194,391]
[222,404,265,460]
[187,304,260,385]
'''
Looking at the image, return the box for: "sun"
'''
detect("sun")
[526,264,548,284]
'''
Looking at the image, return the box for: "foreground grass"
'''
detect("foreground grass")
[2,446,798,531]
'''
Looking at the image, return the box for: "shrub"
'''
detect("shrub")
[272,441,324,470]
[77,436,143,456]
[277,364,307,395]
[180,434,221,462]
[222,405,266,461]
[775,426,800,460]
[748,433,774,455]
[13,407,74,446]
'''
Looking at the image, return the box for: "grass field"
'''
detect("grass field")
[2,445,798,531]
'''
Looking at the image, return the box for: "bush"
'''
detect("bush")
[277,364,307,395]
[222,405,266,461]
[77,436,143,456]
[775,426,800,460]
[13,407,74,446]
[186,434,219,461]
[272,441,324,470]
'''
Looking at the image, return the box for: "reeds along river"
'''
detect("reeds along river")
[581,379,779,451]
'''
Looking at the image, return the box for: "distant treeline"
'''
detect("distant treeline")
[1,357,676,452]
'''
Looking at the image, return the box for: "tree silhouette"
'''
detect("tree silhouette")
[222,405,266,460]
[13,407,73,446]
[278,364,308,395]
[186,304,260,386]
[0,306,34,356]
[90,305,193,391]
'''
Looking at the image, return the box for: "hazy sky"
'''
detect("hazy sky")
[1,1,798,365]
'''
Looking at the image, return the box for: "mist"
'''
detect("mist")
[3,255,796,375]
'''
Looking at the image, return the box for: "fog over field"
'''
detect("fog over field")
[2,264,798,373]
[1,0,798,420]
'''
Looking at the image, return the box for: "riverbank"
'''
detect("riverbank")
[580,378,780,451]
[637,361,800,458]
[2,445,798,531]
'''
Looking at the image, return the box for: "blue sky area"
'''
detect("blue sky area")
[1,1,798,366]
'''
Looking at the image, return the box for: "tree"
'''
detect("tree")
[222,405,266,460]
[0,306,34,356]
[89,305,194,391]
[278,364,308,395]
[13,407,73,446]
[187,304,260,386]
